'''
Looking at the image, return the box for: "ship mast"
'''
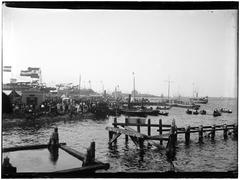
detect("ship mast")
[165,78,173,102]
[132,72,135,102]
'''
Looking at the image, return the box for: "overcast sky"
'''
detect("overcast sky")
[3,6,237,97]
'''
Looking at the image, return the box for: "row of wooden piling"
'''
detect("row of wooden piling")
[110,117,237,147]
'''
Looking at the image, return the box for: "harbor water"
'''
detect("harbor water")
[2,97,238,172]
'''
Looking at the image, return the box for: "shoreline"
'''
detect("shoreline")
[2,113,102,129]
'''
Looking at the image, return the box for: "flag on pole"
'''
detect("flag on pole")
[3,66,11,72]
[30,73,40,78]
[20,70,32,76]
[20,67,41,79]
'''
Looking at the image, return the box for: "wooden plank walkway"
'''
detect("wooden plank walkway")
[106,126,147,138]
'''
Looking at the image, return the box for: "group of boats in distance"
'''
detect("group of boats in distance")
[107,95,233,119]
[109,106,169,117]
[186,109,206,115]
[186,108,232,117]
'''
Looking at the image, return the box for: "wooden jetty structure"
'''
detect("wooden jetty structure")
[106,117,237,155]
[2,141,109,178]
[106,117,177,155]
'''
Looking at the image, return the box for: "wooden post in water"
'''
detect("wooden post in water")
[233,124,238,138]
[166,124,175,156]
[171,119,177,144]
[147,119,151,147]
[108,131,113,142]
[211,125,216,140]
[185,125,190,145]
[84,141,95,166]
[139,138,144,150]
[198,125,203,143]
[159,119,163,145]
[113,117,118,145]
[113,117,117,128]
[170,124,175,149]
[137,119,141,133]
[90,141,95,162]
[136,119,142,149]
[223,124,228,139]
[125,118,129,143]
[148,119,151,136]
[174,125,178,144]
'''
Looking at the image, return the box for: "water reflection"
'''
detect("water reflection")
[108,144,120,159]
[48,147,59,165]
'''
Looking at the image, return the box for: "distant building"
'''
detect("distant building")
[9,90,22,104]
[2,92,12,114]
[3,89,22,105]
[22,88,46,109]
[112,90,122,99]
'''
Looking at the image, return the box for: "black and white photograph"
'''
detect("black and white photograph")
[1,1,238,178]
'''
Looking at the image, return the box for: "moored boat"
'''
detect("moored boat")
[190,96,208,104]
[199,110,206,115]
[171,103,200,110]
[158,111,169,116]
[142,109,159,116]
[156,106,171,110]
[186,109,193,114]
[193,110,199,115]
[213,109,221,117]
[121,109,147,117]
[220,108,232,113]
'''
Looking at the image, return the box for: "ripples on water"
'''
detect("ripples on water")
[2,97,238,172]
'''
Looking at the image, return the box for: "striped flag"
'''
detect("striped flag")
[20,67,41,79]
[3,66,11,72]
[20,70,32,76]
[30,73,39,78]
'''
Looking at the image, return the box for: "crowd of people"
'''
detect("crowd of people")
[9,96,112,119]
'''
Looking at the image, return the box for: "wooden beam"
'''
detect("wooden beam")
[60,145,86,162]
[146,135,169,141]
[176,127,234,134]
[3,143,66,152]
[109,133,121,144]
[53,163,110,173]
[112,122,171,128]
[106,127,147,139]
[129,136,139,146]
[124,126,137,132]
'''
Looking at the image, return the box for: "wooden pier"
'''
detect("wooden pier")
[106,117,237,155]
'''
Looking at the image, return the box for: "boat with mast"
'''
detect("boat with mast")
[189,84,208,104]
[190,92,208,104]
